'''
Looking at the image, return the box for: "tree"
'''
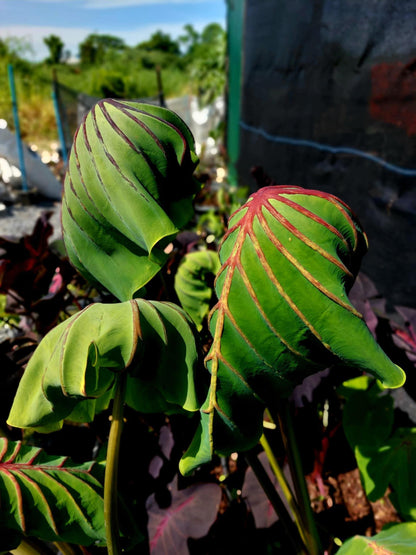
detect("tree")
[185,23,226,105]
[200,22,224,45]
[0,39,8,58]
[79,34,125,66]
[179,24,200,56]
[0,36,33,61]
[43,34,64,64]
[137,30,180,56]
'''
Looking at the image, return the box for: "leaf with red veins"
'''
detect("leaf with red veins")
[181,185,405,475]
[0,437,105,546]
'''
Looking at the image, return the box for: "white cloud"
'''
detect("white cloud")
[84,0,213,7]
[19,0,212,5]
[19,0,73,3]
[0,25,82,60]
[0,25,92,60]
[0,20,213,61]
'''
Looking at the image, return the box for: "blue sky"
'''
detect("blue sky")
[0,0,226,61]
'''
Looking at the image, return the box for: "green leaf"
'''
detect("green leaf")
[124,300,202,414]
[180,185,405,474]
[63,100,200,300]
[336,522,416,554]
[356,428,416,520]
[174,249,220,329]
[341,379,416,520]
[8,300,200,431]
[0,437,105,546]
[339,376,394,451]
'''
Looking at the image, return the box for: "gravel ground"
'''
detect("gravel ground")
[0,197,62,343]
[0,200,62,241]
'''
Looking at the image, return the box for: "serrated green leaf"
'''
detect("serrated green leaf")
[0,438,105,546]
[174,249,220,330]
[336,522,416,554]
[181,185,405,474]
[63,100,200,300]
[8,300,200,431]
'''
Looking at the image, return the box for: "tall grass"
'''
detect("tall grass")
[0,56,191,145]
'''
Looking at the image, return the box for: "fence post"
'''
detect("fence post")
[156,65,166,107]
[52,69,69,165]
[7,64,28,193]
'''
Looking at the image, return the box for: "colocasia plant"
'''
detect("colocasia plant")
[3,100,413,554]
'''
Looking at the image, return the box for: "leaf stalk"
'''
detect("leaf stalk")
[245,450,308,555]
[276,402,321,555]
[260,432,310,549]
[10,538,52,555]
[104,372,127,555]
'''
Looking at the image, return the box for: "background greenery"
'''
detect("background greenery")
[0,23,225,146]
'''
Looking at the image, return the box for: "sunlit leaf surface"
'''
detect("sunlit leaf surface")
[181,185,405,474]
[63,99,199,300]
[8,300,200,431]
[336,522,416,554]
[0,438,105,546]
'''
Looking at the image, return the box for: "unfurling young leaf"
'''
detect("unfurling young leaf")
[174,249,220,330]
[180,185,405,474]
[7,300,200,432]
[63,99,200,300]
[0,437,105,547]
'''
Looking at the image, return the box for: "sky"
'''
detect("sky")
[0,0,226,61]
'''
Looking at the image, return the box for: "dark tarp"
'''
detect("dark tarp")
[236,0,416,307]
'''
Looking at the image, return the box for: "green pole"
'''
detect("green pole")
[7,64,28,193]
[226,0,245,186]
[52,69,69,165]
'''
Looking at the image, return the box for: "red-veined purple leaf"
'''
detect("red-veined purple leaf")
[242,452,293,529]
[392,306,416,365]
[146,477,221,554]
[348,273,384,337]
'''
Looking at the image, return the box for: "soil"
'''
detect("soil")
[308,468,400,541]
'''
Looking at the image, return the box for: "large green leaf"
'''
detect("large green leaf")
[355,428,416,521]
[339,378,416,520]
[0,437,105,547]
[180,185,405,474]
[8,300,200,432]
[174,249,220,330]
[63,100,200,300]
[339,376,395,451]
[336,522,416,554]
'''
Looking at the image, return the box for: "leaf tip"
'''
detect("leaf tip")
[378,363,406,390]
